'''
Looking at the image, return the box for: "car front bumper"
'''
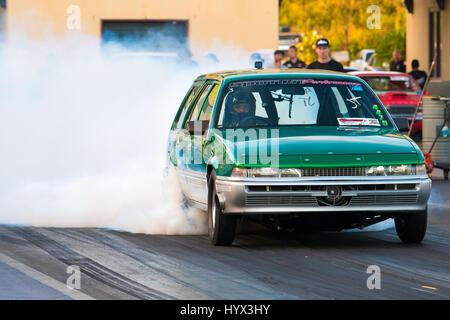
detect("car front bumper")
[215,175,431,214]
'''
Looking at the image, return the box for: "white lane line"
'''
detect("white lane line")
[0,252,94,300]
[411,287,439,295]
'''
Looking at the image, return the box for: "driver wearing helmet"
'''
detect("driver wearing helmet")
[226,90,255,128]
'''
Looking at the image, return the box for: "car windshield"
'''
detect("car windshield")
[361,75,419,93]
[215,78,393,129]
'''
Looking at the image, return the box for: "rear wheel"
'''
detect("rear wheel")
[208,171,237,246]
[395,209,427,243]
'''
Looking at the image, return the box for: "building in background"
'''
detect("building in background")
[278,26,301,54]
[0,0,278,60]
[405,0,449,95]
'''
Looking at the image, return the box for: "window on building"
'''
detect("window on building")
[102,20,188,53]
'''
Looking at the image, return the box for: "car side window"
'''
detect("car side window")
[184,83,213,127]
[198,84,219,122]
[174,83,202,129]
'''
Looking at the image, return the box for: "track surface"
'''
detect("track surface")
[0,180,449,299]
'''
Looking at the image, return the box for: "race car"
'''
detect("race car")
[167,68,431,246]
[350,71,425,139]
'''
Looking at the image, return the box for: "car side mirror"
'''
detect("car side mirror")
[186,120,209,135]
[393,117,409,132]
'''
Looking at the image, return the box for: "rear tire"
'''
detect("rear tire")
[208,171,237,246]
[395,209,427,243]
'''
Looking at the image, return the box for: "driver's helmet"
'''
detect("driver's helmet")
[225,89,256,127]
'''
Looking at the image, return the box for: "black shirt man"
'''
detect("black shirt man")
[389,50,406,73]
[408,60,427,89]
[307,38,344,72]
[282,45,306,69]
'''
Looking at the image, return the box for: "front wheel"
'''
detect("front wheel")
[208,171,237,246]
[395,209,427,243]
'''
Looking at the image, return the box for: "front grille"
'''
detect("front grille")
[349,194,418,205]
[245,193,418,207]
[248,185,319,192]
[302,167,365,177]
[245,194,317,207]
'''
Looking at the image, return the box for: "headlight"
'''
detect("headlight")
[387,164,414,175]
[280,168,303,177]
[248,167,281,177]
[248,167,302,178]
[231,167,302,178]
[366,165,387,176]
[366,164,422,176]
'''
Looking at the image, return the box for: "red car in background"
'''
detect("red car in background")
[350,71,425,139]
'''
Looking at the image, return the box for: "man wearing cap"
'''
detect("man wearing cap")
[283,45,306,69]
[307,38,344,72]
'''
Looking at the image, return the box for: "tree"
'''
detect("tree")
[280,0,406,65]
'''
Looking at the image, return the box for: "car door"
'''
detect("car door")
[180,81,219,204]
[168,81,204,169]
[168,81,205,205]
[191,83,220,204]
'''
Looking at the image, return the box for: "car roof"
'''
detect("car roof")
[195,68,360,82]
[349,71,412,78]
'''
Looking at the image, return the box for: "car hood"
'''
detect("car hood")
[214,127,419,166]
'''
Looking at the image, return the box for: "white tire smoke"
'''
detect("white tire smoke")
[0,35,247,234]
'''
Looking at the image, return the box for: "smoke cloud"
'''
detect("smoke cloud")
[0,34,249,234]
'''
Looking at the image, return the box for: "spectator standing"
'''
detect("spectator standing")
[389,50,406,73]
[267,50,285,68]
[283,45,306,68]
[307,38,344,72]
[408,59,427,89]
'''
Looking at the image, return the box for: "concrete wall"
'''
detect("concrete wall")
[3,0,278,57]
[406,0,450,95]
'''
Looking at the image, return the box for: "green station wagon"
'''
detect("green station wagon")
[167,69,431,246]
